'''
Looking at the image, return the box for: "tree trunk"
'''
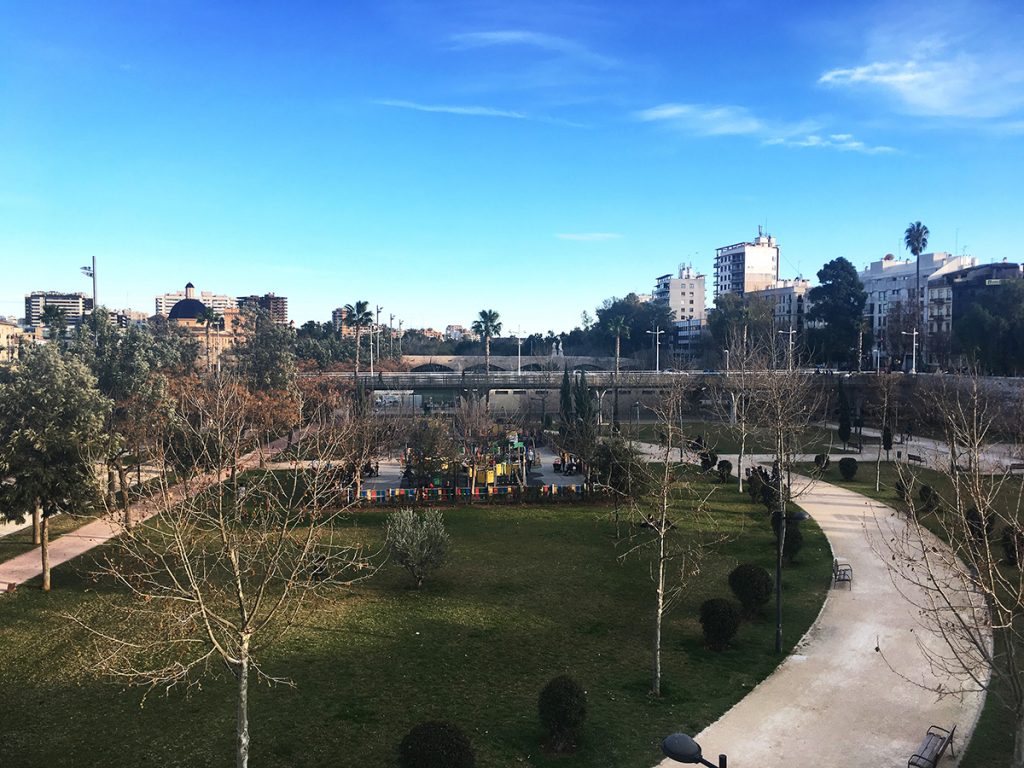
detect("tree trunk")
[118,465,131,528]
[355,328,361,375]
[32,502,41,546]
[41,515,51,592]
[236,639,251,768]
[652,528,665,697]
[1014,709,1024,768]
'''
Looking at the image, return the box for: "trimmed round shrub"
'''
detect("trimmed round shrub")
[699,450,719,472]
[399,721,475,768]
[728,563,773,616]
[747,470,764,503]
[783,523,804,563]
[918,485,939,514]
[895,479,912,504]
[538,675,587,752]
[699,598,741,650]
[965,507,996,543]
[837,457,858,480]
[813,454,830,471]
[716,459,733,483]
[1003,526,1024,568]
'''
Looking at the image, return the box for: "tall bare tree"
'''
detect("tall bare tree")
[619,378,719,696]
[75,378,377,768]
[874,372,1024,764]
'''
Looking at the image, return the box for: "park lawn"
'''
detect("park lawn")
[0,480,831,768]
[799,460,1020,768]
[0,513,99,561]
[635,421,878,456]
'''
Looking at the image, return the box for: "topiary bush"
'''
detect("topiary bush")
[699,598,741,650]
[699,450,719,472]
[398,721,475,768]
[728,563,773,616]
[716,459,733,483]
[813,454,830,472]
[838,457,858,480]
[965,507,996,543]
[747,470,764,503]
[918,485,939,514]
[783,523,804,563]
[1003,526,1024,568]
[538,675,587,752]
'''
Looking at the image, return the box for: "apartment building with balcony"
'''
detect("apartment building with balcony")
[713,228,779,300]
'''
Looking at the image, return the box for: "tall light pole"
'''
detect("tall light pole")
[777,328,796,371]
[375,305,382,365]
[901,329,919,374]
[647,326,665,372]
[515,327,523,375]
[80,256,97,310]
[389,313,395,357]
[724,348,730,375]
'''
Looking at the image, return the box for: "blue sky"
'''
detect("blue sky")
[2,0,1022,334]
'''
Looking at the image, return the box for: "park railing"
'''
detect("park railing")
[346,484,587,505]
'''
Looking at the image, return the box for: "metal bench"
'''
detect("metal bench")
[908,724,955,768]
[832,558,853,589]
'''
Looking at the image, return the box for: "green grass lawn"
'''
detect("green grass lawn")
[798,459,1019,768]
[633,421,878,456]
[0,479,830,768]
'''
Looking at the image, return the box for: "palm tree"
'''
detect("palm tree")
[471,309,502,374]
[607,316,630,431]
[196,305,222,372]
[607,316,630,375]
[343,300,373,375]
[904,221,930,337]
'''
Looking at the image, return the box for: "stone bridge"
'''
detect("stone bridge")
[400,354,635,373]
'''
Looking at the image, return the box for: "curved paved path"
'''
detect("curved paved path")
[657,468,986,767]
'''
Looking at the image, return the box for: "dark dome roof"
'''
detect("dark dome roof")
[169,298,207,320]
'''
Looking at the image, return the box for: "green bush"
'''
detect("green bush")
[895,479,912,504]
[837,457,858,480]
[728,563,773,616]
[965,507,995,543]
[538,675,587,752]
[918,485,939,514]
[747,470,764,503]
[783,524,804,563]
[398,721,475,768]
[385,508,451,588]
[813,454,830,471]
[699,598,741,650]
[716,459,733,483]
[699,450,719,472]
[1003,526,1024,568]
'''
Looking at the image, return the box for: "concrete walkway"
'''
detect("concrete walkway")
[656,469,985,768]
[0,435,296,589]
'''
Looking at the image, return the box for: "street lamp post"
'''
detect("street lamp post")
[662,733,727,768]
[724,348,729,375]
[777,328,796,371]
[80,256,97,310]
[647,326,665,372]
[901,329,919,374]
[515,328,523,375]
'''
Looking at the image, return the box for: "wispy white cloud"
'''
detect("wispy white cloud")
[450,30,617,70]
[636,103,765,136]
[817,4,1024,119]
[555,232,621,241]
[764,133,897,155]
[635,102,887,153]
[375,99,528,119]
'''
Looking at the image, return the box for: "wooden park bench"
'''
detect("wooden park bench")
[832,558,853,589]
[1009,463,1024,472]
[908,724,955,768]
[907,453,924,464]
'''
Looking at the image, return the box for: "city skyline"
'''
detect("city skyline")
[3,0,1022,333]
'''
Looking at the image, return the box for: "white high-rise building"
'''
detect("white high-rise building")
[713,228,779,300]
[860,252,976,348]
[654,265,707,322]
[155,284,237,317]
[746,278,811,333]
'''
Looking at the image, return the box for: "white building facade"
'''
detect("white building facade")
[746,278,810,333]
[654,265,706,322]
[155,284,237,317]
[713,229,779,300]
